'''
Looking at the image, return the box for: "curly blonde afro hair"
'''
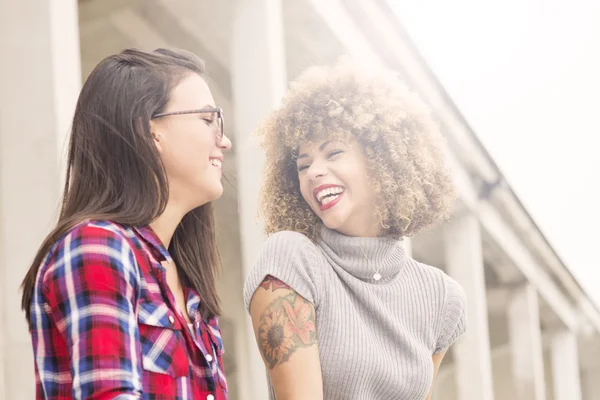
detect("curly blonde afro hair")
[258,59,456,240]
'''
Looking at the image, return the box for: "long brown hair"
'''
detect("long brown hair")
[21,48,222,327]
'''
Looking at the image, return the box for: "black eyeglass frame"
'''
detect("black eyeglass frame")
[151,107,224,140]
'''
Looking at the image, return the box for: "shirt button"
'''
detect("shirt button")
[207,395,214,400]
[168,315,175,324]
[206,354,213,362]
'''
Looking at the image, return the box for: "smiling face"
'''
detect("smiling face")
[150,73,232,212]
[296,138,381,237]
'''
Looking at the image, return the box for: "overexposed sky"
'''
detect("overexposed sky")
[389,0,600,305]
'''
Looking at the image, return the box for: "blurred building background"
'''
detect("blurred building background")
[1,0,599,399]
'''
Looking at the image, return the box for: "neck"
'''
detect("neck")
[150,200,187,249]
[336,220,382,238]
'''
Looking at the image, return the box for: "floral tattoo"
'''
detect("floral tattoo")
[257,277,317,369]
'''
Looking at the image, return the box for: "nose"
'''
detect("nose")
[306,159,327,181]
[219,133,232,151]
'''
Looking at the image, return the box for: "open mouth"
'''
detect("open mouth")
[314,185,345,210]
[210,158,222,168]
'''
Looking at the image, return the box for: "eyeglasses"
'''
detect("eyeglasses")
[151,107,224,141]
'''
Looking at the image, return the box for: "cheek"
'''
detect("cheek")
[164,137,211,174]
[298,175,313,204]
[188,129,216,158]
[175,142,206,167]
[344,165,372,198]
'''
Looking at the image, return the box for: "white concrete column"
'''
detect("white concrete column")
[444,213,494,400]
[583,366,600,400]
[551,330,582,400]
[0,0,81,399]
[507,284,546,400]
[232,0,286,399]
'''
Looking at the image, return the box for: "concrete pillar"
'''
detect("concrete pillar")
[443,213,494,400]
[0,0,82,398]
[551,330,582,400]
[232,0,286,398]
[507,284,546,400]
[583,366,600,400]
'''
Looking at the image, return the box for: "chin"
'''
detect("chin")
[320,213,349,233]
[206,183,224,202]
[191,182,223,208]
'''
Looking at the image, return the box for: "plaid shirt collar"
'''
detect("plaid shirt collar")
[132,225,173,264]
[132,225,211,328]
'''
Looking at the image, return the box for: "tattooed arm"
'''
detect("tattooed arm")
[250,275,323,400]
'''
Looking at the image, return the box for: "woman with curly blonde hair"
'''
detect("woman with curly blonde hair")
[244,60,467,400]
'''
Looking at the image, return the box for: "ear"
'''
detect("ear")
[149,119,164,153]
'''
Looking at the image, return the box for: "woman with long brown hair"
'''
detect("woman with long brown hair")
[21,48,231,400]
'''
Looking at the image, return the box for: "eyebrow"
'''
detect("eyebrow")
[297,141,333,160]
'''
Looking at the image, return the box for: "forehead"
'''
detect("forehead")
[297,139,329,154]
[169,73,214,107]
[297,135,352,154]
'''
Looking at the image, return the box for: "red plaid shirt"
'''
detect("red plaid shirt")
[29,220,228,400]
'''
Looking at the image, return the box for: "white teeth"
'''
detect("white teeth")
[316,187,344,203]
[322,194,340,205]
[210,159,222,168]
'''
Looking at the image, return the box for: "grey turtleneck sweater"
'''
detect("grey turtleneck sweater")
[244,227,467,400]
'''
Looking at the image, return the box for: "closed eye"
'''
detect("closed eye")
[297,149,342,172]
[327,149,343,158]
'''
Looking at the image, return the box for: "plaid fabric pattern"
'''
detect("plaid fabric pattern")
[30,220,227,400]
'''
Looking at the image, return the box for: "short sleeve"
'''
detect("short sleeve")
[243,231,322,312]
[434,275,467,353]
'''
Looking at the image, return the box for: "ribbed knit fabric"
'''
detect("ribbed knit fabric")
[244,227,467,400]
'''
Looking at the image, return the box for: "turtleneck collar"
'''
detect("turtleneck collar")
[316,226,407,283]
